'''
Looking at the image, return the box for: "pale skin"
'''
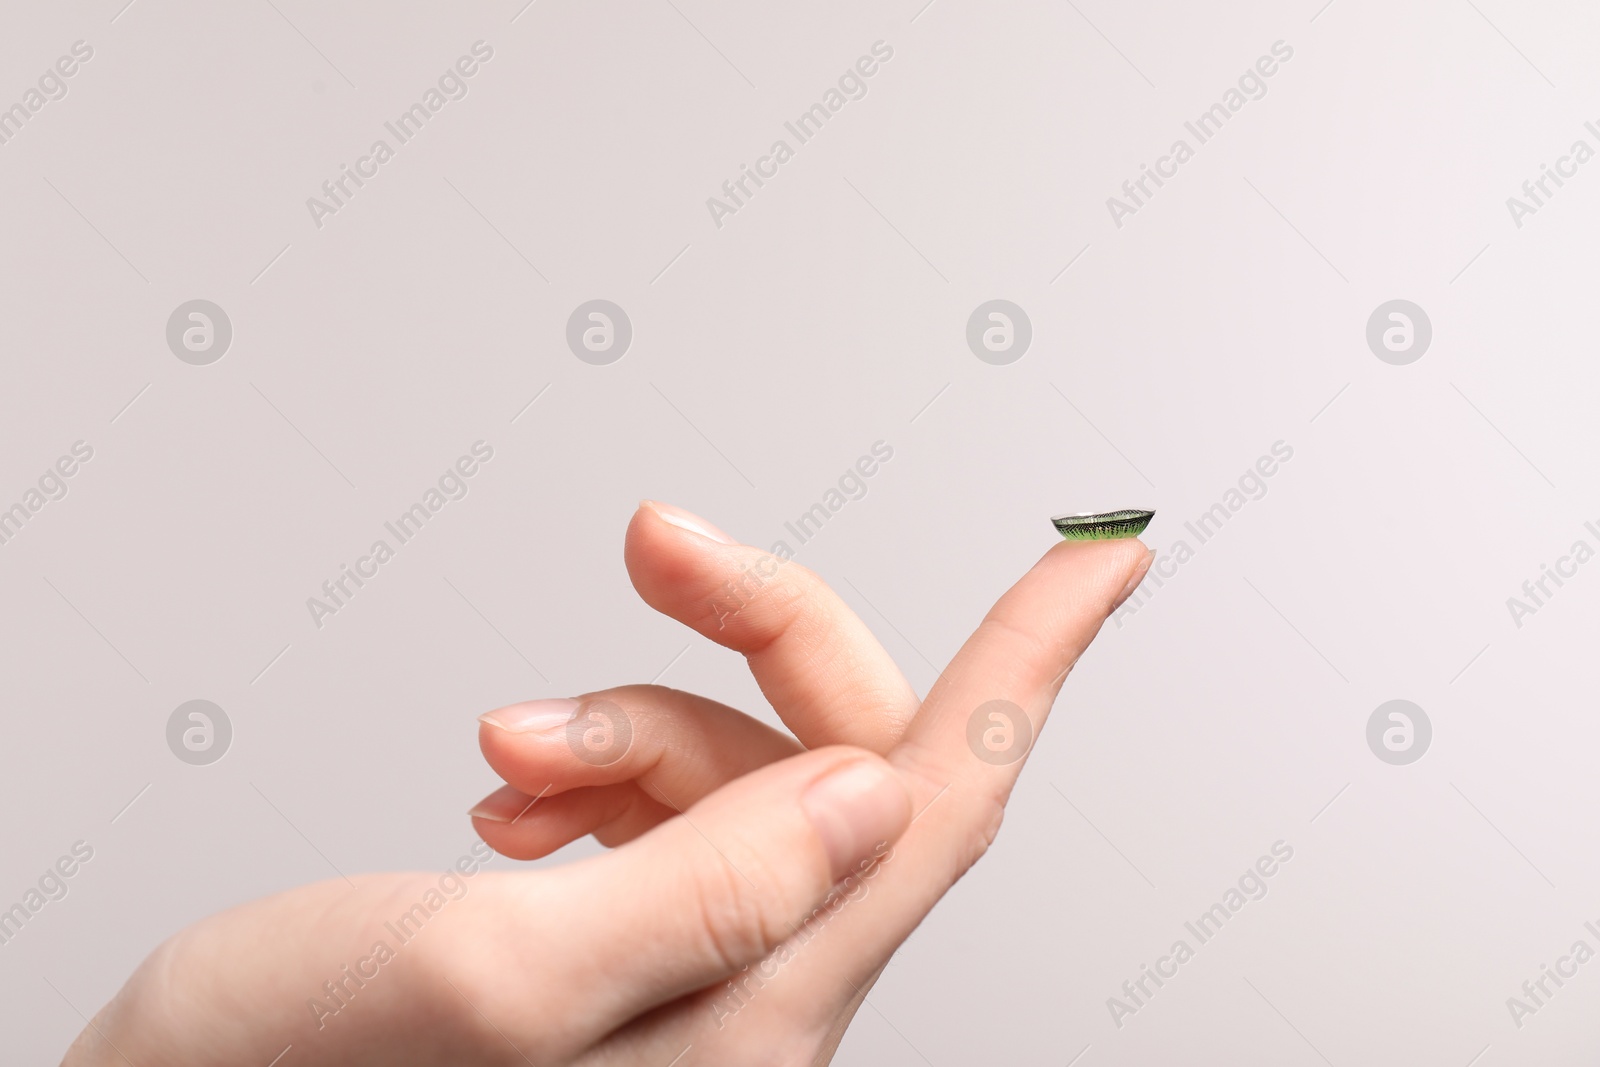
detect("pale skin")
[64,501,1152,1066]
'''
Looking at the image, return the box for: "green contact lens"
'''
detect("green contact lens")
[1051,509,1154,541]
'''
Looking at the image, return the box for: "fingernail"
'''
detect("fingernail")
[468,783,533,823]
[1111,549,1155,612]
[640,500,736,545]
[479,697,579,734]
[801,760,911,884]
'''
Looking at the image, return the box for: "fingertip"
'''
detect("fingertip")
[625,501,735,600]
[637,500,737,545]
[468,783,538,824]
[1111,545,1156,612]
[474,784,671,860]
[1042,530,1150,563]
[1037,535,1152,604]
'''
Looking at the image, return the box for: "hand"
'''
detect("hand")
[65,502,1150,1066]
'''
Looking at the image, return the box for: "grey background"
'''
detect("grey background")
[1,0,1595,1063]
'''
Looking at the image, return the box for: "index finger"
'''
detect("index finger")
[896,537,1152,837]
[765,536,1152,1001]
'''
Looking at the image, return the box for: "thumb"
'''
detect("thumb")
[546,746,912,1030]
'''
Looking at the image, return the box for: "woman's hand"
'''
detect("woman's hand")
[65,502,1150,1066]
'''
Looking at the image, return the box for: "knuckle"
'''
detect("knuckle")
[963,793,1008,872]
[719,1029,827,1067]
[933,773,1007,879]
[894,741,1011,876]
[690,848,798,975]
[975,611,1053,667]
[705,556,820,651]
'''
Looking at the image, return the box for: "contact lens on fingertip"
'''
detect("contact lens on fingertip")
[1051,509,1154,540]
